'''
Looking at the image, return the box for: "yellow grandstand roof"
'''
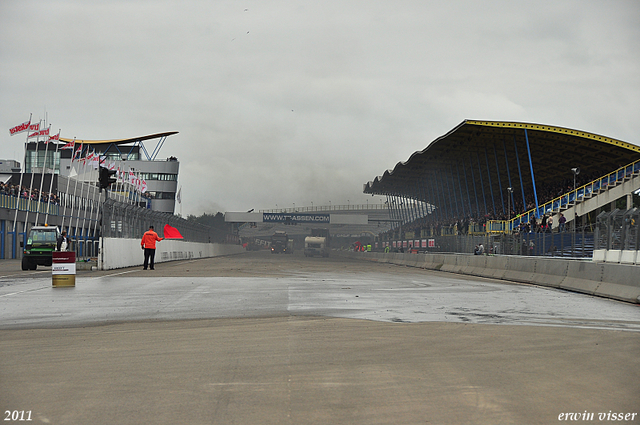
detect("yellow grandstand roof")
[364,119,640,195]
[59,131,178,145]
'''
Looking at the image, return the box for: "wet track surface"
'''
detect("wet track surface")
[1,251,638,331]
[1,251,639,425]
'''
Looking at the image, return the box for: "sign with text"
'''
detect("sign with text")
[52,252,76,287]
[263,213,330,224]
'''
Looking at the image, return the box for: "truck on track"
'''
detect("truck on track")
[304,228,330,257]
[21,225,62,270]
[270,231,289,254]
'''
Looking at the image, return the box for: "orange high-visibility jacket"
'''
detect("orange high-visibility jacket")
[141,230,163,249]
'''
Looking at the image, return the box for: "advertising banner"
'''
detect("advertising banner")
[263,213,330,224]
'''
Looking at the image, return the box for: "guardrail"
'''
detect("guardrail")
[488,158,640,233]
[0,193,60,215]
[260,203,389,213]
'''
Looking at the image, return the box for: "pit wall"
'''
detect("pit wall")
[99,238,245,270]
[340,251,640,304]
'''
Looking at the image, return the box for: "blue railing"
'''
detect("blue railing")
[490,158,640,232]
[0,193,60,215]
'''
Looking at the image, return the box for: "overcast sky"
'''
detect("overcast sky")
[1,0,639,216]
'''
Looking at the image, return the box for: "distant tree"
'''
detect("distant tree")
[186,212,231,243]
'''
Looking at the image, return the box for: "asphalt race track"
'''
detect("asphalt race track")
[1,251,638,425]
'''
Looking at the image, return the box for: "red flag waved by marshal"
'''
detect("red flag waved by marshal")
[163,224,183,239]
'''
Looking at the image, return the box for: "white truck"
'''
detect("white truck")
[304,229,330,257]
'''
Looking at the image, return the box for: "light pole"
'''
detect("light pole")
[571,168,580,193]
[507,187,513,232]
[571,167,580,256]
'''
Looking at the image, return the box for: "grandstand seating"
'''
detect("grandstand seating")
[488,158,640,233]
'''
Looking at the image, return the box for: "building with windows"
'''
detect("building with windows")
[24,132,180,214]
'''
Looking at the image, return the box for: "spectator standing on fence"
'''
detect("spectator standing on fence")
[141,225,163,270]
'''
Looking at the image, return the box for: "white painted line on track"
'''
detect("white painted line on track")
[0,286,49,298]
[86,269,140,280]
[0,270,49,279]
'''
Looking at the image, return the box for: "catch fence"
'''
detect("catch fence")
[595,208,639,251]
[101,198,212,243]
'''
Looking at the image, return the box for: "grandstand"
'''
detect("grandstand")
[364,120,640,256]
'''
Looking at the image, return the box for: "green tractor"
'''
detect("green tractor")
[21,226,61,270]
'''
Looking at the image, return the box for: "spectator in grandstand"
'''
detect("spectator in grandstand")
[530,216,537,233]
[558,213,566,232]
[546,215,553,233]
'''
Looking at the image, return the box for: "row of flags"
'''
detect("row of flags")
[9,117,149,193]
[9,119,61,142]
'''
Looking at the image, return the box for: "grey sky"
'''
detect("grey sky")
[1,0,639,216]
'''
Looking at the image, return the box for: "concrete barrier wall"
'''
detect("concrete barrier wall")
[594,249,639,265]
[341,251,640,304]
[100,238,245,270]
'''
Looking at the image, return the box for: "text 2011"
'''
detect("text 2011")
[4,411,32,421]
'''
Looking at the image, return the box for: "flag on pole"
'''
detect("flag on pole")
[28,127,49,139]
[176,186,182,204]
[9,120,30,136]
[60,141,75,150]
[72,144,82,161]
[47,131,60,143]
[29,122,40,132]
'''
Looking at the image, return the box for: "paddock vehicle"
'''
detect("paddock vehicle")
[21,225,61,270]
[271,231,289,254]
[304,228,330,257]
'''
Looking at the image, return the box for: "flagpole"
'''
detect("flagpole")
[74,148,93,242]
[12,113,32,235]
[118,160,125,203]
[178,185,182,217]
[35,124,52,225]
[83,154,102,254]
[24,119,43,230]
[44,130,62,224]
[70,143,85,239]
[61,139,78,229]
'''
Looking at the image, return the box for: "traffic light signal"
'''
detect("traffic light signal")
[98,166,117,190]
